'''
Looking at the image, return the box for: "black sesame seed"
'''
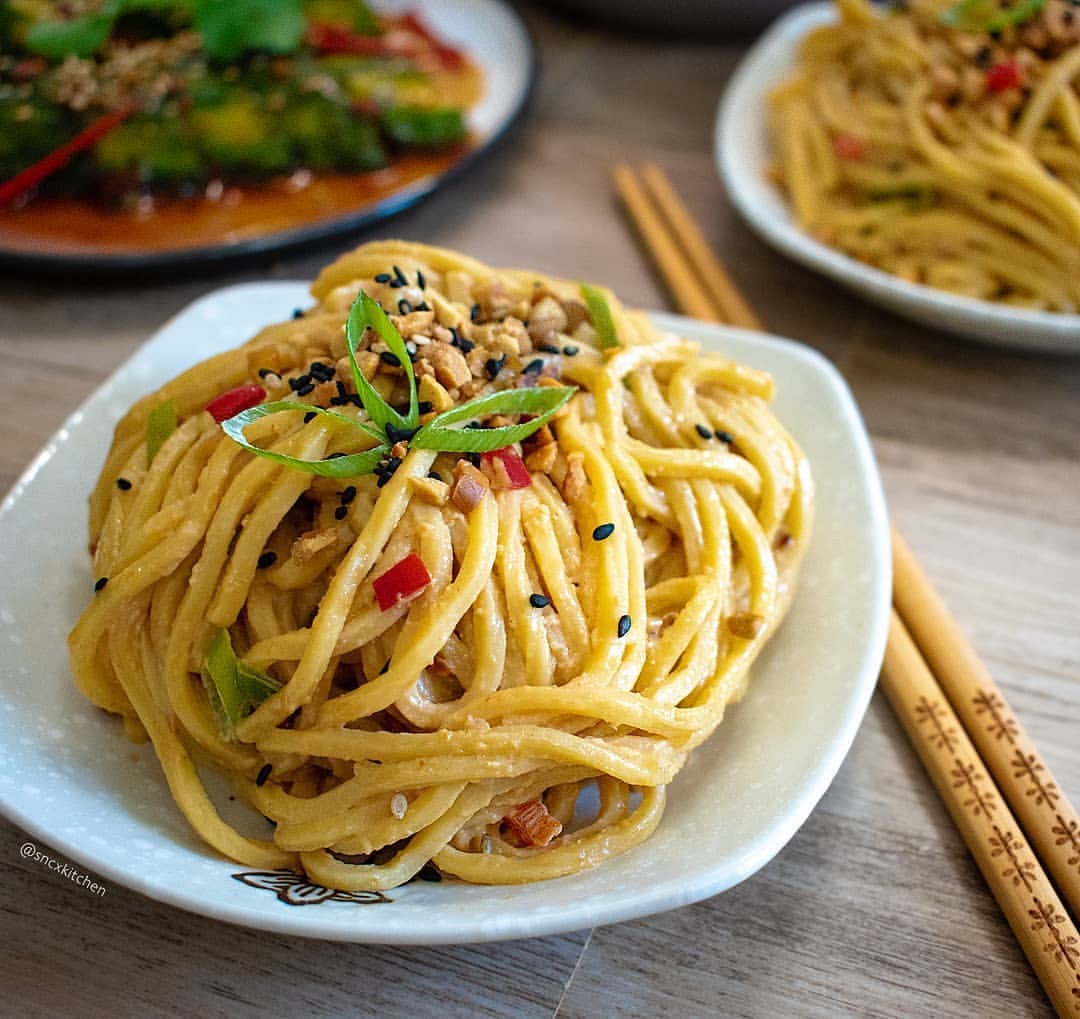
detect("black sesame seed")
[309,361,334,381]
[255,763,272,787]
[116,477,132,490]
[415,301,431,312]
[562,345,579,356]
[523,358,544,375]
[715,429,734,445]
[303,411,316,424]
[376,474,391,488]
[418,401,434,414]
[592,522,615,541]
[288,374,310,392]
[392,265,408,286]
[975,45,992,68]
[538,343,560,354]
[334,505,348,520]
[94,576,108,592]
[296,382,315,396]
[470,303,481,323]
[385,423,418,444]
[349,394,363,408]
[529,593,551,608]
[695,423,713,440]
[617,614,631,639]
[257,367,276,379]
[341,485,357,504]
[416,269,426,290]
[485,354,507,379]
[336,380,349,399]
[398,298,413,315]
[257,551,277,569]
[292,308,304,320]
[374,272,392,283]
[379,350,401,367]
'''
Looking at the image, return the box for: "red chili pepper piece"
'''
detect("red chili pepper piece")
[206,384,266,424]
[986,60,1024,93]
[483,447,532,490]
[832,133,865,161]
[400,11,465,70]
[0,102,137,207]
[308,21,401,56]
[373,553,432,611]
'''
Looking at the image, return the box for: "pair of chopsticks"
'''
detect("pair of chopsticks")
[614,163,1080,1016]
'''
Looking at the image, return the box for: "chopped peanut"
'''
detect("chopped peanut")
[561,451,587,503]
[291,527,339,566]
[390,310,435,338]
[408,476,450,506]
[418,374,454,412]
[524,442,558,473]
[562,299,588,331]
[422,341,472,389]
[450,461,490,514]
[474,278,515,320]
[527,296,569,341]
[727,611,766,640]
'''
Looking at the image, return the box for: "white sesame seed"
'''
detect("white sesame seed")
[390,793,408,819]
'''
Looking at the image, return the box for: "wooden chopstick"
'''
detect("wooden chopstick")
[613,163,1080,1016]
[893,528,1080,919]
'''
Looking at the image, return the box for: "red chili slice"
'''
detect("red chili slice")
[206,385,266,424]
[373,553,431,611]
[0,102,136,207]
[832,133,865,161]
[482,447,531,490]
[986,61,1023,93]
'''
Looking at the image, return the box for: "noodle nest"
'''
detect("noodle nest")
[69,240,812,890]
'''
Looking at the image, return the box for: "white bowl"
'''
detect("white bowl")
[0,286,890,942]
[717,2,1080,355]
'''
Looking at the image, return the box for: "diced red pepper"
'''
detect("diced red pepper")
[373,553,431,611]
[206,384,266,423]
[308,21,405,57]
[986,60,1024,93]
[832,133,864,161]
[503,799,563,848]
[482,447,531,490]
[400,11,465,70]
[0,102,136,207]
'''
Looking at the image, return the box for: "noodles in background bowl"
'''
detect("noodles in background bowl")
[769,0,1080,312]
[68,241,811,890]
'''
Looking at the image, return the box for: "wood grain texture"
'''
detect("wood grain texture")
[1,3,1078,1016]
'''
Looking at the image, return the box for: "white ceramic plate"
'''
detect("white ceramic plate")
[717,2,1080,355]
[0,285,890,943]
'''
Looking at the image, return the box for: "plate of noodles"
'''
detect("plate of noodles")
[0,242,889,942]
[718,1,1080,354]
[0,0,533,271]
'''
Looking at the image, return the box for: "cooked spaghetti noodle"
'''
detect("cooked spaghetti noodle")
[769,0,1080,311]
[69,241,812,889]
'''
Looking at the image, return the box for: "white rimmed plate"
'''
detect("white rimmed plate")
[0,285,890,943]
[717,2,1080,354]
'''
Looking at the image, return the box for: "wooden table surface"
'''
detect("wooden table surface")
[2,5,1078,1017]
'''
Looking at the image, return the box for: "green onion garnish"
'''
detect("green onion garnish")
[346,290,418,432]
[580,283,619,349]
[412,385,575,453]
[942,0,1045,32]
[200,628,281,740]
[146,399,177,466]
[219,289,577,478]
